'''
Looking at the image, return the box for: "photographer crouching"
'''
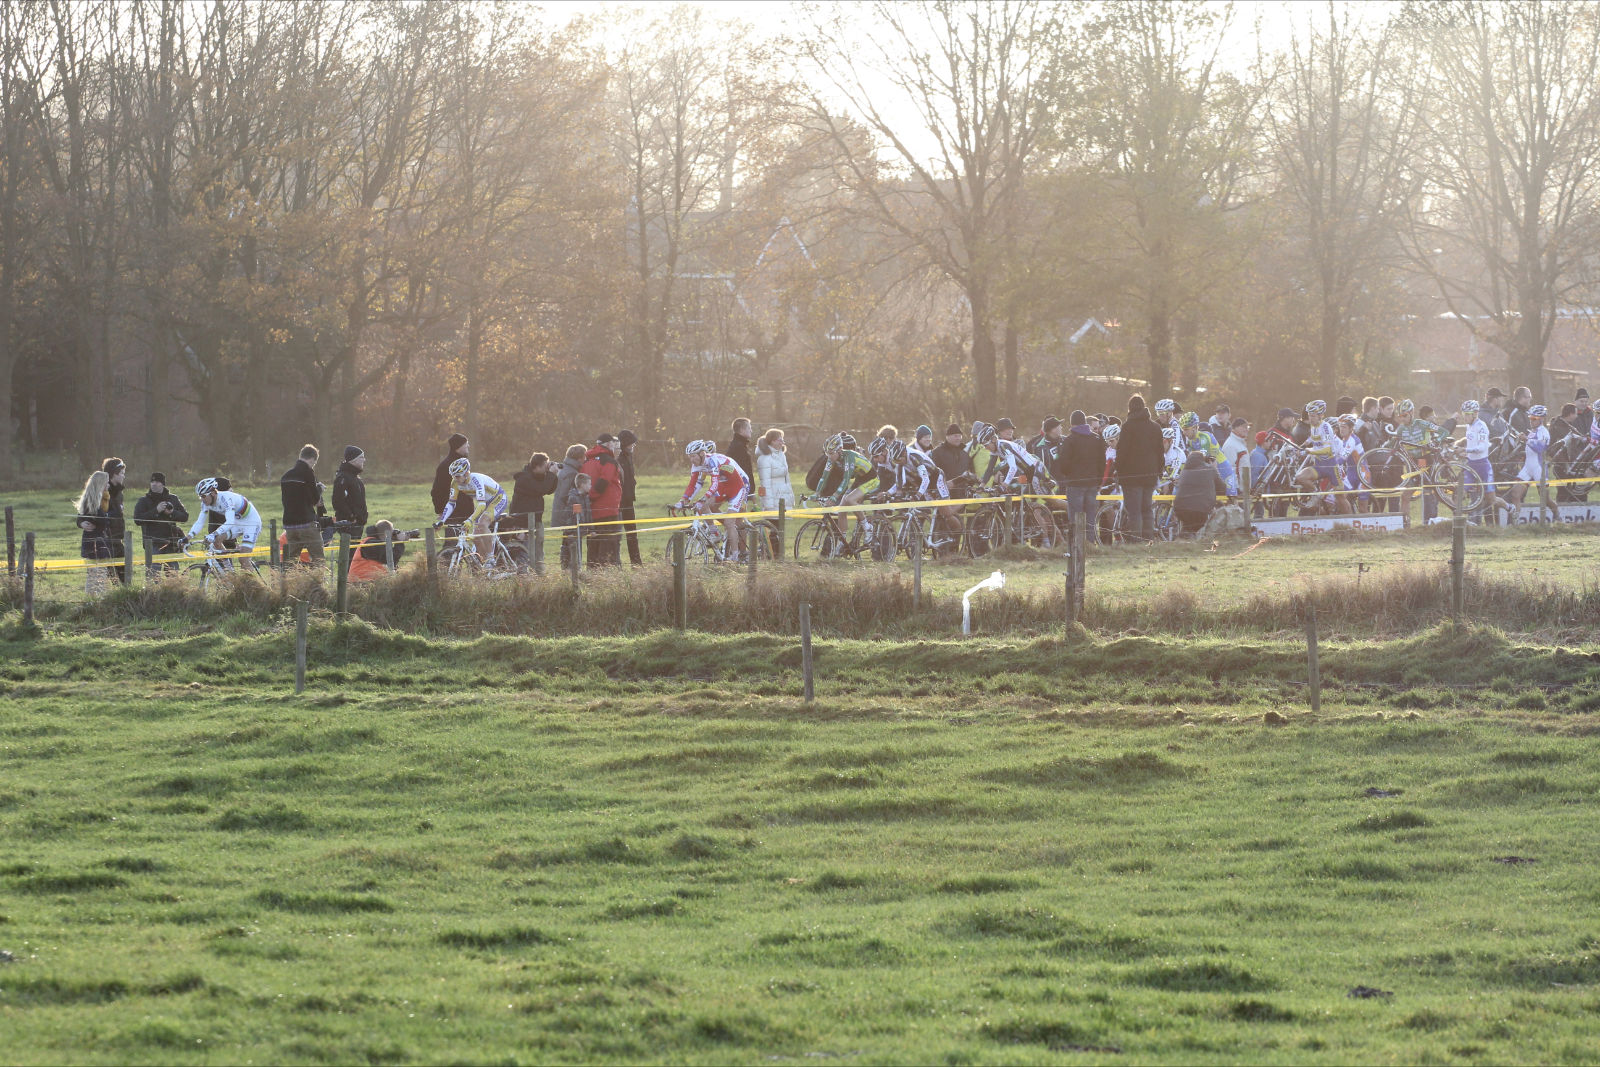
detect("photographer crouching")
[347,520,421,582]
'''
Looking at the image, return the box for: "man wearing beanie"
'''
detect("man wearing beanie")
[432,433,469,516]
[1575,388,1592,438]
[333,446,368,529]
[133,470,188,574]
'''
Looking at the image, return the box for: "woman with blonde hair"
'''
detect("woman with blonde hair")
[76,469,115,594]
[756,428,794,509]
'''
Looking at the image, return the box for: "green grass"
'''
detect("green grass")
[3,624,1600,1064]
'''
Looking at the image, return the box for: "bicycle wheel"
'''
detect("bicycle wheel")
[1152,502,1179,541]
[969,505,1006,555]
[793,518,836,561]
[871,514,902,561]
[1359,448,1411,492]
[1021,504,1058,548]
[1430,460,1486,512]
[1094,501,1125,546]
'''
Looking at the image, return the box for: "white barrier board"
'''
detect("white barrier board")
[1249,514,1408,537]
[1497,503,1600,526]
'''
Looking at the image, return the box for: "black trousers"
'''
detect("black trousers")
[618,503,642,565]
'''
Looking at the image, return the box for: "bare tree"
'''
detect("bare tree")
[1073,0,1263,397]
[1266,5,1424,398]
[1399,0,1600,391]
[796,0,1060,412]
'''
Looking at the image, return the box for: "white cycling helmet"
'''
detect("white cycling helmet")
[1155,398,1176,414]
[448,457,471,478]
[1461,399,1480,415]
[685,439,713,457]
[195,477,219,498]
[1529,404,1547,419]
[1306,399,1327,419]
[1102,424,1121,444]
[1162,425,1180,441]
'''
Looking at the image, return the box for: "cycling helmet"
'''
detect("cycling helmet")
[1102,424,1121,444]
[1336,413,1356,429]
[839,432,858,450]
[1461,399,1480,415]
[1177,411,1200,430]
[1306,399,1327,419]
[974,424,998,448]
[915,424,933,441]
[1397,399,1416,414]
[889,440,907,464]
[823,433,845,453]
[685,439,713,457]
[448,457,471,478]
[1155,398,1176,414]
[194,477,219,498]
[867,435,889,459]
[1529,404,1547,419]
[1162,425,1180,442]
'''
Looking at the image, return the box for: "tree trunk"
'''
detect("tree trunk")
[1509,308,1544,400]
[969,288,997,411]
[1319,298,1341,399]
[1003,322,1020,413]
[1177,314,1198,396]
[465,296,482,448]
[1146,302,1172,398]
[0,291,11,481]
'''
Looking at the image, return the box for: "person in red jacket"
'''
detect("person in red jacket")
[580,433,624,566]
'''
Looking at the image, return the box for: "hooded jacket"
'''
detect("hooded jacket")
[432,443,468,515]
[280,459,324,527]
[581,446,623,518]
[1114,409,1164,487]
[756,438,795,507]
[508,463,559,528]
[1174,452,1227,514]
[331,461,367,527]
[1053,424,1107,489]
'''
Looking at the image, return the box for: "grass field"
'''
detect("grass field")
[3,624,1600,1065]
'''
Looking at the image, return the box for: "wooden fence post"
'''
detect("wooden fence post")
[269,519,279,568]
[776,500,786,560]
[1451,470,1466,622]
[1303,599,1321,714]
[671,531,687,629]
[425,527,437,578]
[122,528,135,587]
[22,532,35,626]
[1239,461,1252,520]
[5,505,14,577]
[569,521,582,590]
[335,530,350,615]
[143,536,154,578]
[800,601,814,704]
[294,599,308,695]
[533,517,545,576]
[1073,519,1086,617]
[912,529,923,611]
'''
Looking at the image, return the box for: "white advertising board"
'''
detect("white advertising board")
[1497,502,1600,526]
[1249,514,1408,538]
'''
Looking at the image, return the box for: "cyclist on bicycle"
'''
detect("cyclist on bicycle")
[1390,398,1443,520]
[1329,414,1364,514]
[436,457,508,564]
[1178,410,1238,497]
[1291,400,1337,504]
[678,439,751,559]
[188,477,263,563]
[813,432,876,554]
[1506,405,1550,508]
[1160,424,1186,483]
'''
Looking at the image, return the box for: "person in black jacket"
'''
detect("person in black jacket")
[332,446,368,529]
[280,443,326,563]
[432,433,469,517]
[100,457,129,584]
[1114,395,1164,543]
[505,451,557,569]
[133,472,190,573]
[1174,450,1227,536]
[1053,411,1106,539]
[616,429,643,565]
[726,418,755,487]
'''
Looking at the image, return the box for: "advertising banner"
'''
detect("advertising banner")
[1497,502,1600,526]
[1249,514,1408,538]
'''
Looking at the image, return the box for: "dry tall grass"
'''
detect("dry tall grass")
[9,561,1597,640]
